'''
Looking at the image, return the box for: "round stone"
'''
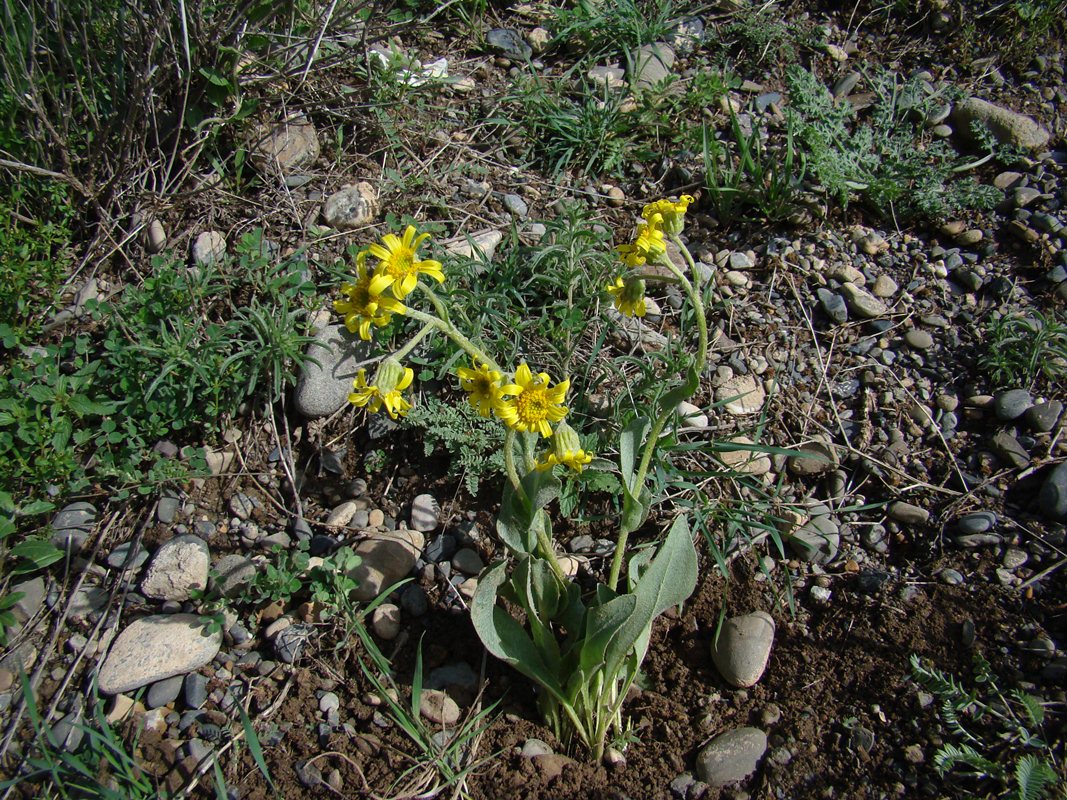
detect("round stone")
[904,330,934,350]
[957,512,996,535]
[98,614,222,695]
[419,689,460,726]
[371,604,401,640]
[712,612,775,688]
[696,727,768,788]
[140,535,210,602]
[994,389,1033,421]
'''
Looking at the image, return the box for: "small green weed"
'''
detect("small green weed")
[404,395,505,496]
[785,65,1000,221]
[552,0,679,61]
[977,311,1067,391]
[725,4,797,65]
[243,542,361,616]
[911,652,1066,799]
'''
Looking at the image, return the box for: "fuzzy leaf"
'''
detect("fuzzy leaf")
[619,416,649,492]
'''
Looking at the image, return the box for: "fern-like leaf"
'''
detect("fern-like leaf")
[1014,754,1058,800]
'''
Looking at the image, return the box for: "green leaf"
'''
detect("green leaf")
[619,417,649,492]
[1015,754,1057,800]
[620,485,651,536]
[237,704,278,795]
[9,538,65,572]
[657,365,701,418]
[26,384,53,403]
[602,515,697,681]
[579,593,637,675]
[17,499,55,517]
[470,562,566,704]
[496,470,561,555]
[68,395,118,416]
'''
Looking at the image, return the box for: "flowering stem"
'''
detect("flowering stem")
[404,306,505,374]
[391,321,436,362]
[607,239,708,593]
[503,429,522,493]
[417,283,451,324]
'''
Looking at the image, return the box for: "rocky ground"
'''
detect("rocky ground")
[1,1,1066,799]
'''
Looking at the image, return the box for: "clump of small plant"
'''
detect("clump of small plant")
[977,311,1067,391]
[910,652,1066,799]
[725,4,798,65]
[785,65,1000,221]
[551,0,680,61]
[242,542,361,615]
[330,196,705,759]
[404,395,505,495]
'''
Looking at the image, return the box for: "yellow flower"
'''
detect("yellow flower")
[496,363,569,438]
[642,194,694,235]
[535,421,593,473]
[334,251,406,340]
[367,225,445,300]
[606,276,647,317]
[456,359,504,418]
[633,221,666,259]
[348,358,415,419]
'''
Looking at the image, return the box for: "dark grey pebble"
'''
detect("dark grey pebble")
[994,389,1033,421]
[1039,462,1067,521]
[1025,401,1063,432]
[146,675,184,709]
[957,511,996,534]
[487,28,532,60]
[991,431,1030,469]
[274,624,315,664]
[400,585,429,617]
[955,533,1003,548]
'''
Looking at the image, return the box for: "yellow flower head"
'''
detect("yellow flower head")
[535,421,593,473]
[642,195,694,236]
[633,221,666,260]
[456,359,504,418]
[367,225,445,300]
[496,363,569,438]
[348,358,415,419]
[334,251,407,340]
[606,276,647,318]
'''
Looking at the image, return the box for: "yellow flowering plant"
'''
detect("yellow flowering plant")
[333,200,706,760]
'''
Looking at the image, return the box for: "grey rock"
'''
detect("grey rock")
[184,672,208,709]
[419,689,460,725]
[521,738,554,758]
[69,585,109,622]
[712,612,775,688]
[273,623,314,664]
[695,727,768,788]
[994,389,1033,421]
[631,42,675,89]
[788,514,839,564]
[428,662,478,700]
[887,501,929,526]
[833,71,861,98]
[1014,186,1043,208]
[191,231,227,267]
[1025,401,1063,432]
[157,490,181,524]
[787,441,837,476]
[729,251,755,270]
[186,738,213,763]
[49,712,85,751]
[1039,461,1067,521]
[677,400,709,430]
[98,614,222,694]
[452,548,485,575]
[229,492,256,521]
[955,533,1003,548]
[319,692,340,714]
[213,554,257,599]
[145,219,167,254]
[10,577,45,623]
[50,501,97,552]
[939,568,965,585]
[322,182,378,229]
[951,97,1051,151]
[904,330,934,350]
[715,375,765,416]
[250,115,320,174]
[502,193,528,218]
[816,288,848,324]
[587,65,626,90]
[140,535,210,602]
[487,28,532,60]
[958,511,997,534]
[296,760,323,788]
[410,494,440,532]
[840,282,888,319]
[371,603,401,640]
[991,431,1030,469]
[146,675,184,709]
[400,585,428,616]
[350,530,425,601]
[295,323,376,419]
[1002,547,1028,570]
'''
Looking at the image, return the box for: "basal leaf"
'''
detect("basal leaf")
[619,417,649,492]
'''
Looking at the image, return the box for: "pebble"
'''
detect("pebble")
[716,436,772,475]
[787,441,837,476]
[97,614,222,694]
[788,514,840,564]
[991,431,1030,469]
[146,675,184,709]
[1002,548,1028,570]
[452,548,485,575]
[715,375,766,416]
[350,529,425,601]
[816,288,848,324]
[400,585,429,616]
[951,97,1050,151]
[410,494,440,532]
[184,673,208,709]
[711,612,775,688]
[419,689,460,726]
[840,282,888,318]
[1039,462,1067,521]
[502,193,528,218]
[871,274,898,297]
[1025,401,1062,432]
[322,182,378,229]
[939,568,965,585]
[213,554,257,599]
[904,330,934,350]
[250,115,320,174]
[955,533,1003,548]
[140,535,210,602]
[887,501,929,526]
[50,501,97,552]
[294,321,375,419]
[677,400,709,430]
[10,577,45,623]
[486,28,532,60]
[273,623,314,664]
[107,541,149,571]
[319,692,340,714]
[994,389,1033,421]
[695,727,768,788]
[371,604,402,640]
[191,231,226,266]
[958,511,996,534]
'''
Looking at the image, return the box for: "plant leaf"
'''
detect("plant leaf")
[619,416,649,492]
